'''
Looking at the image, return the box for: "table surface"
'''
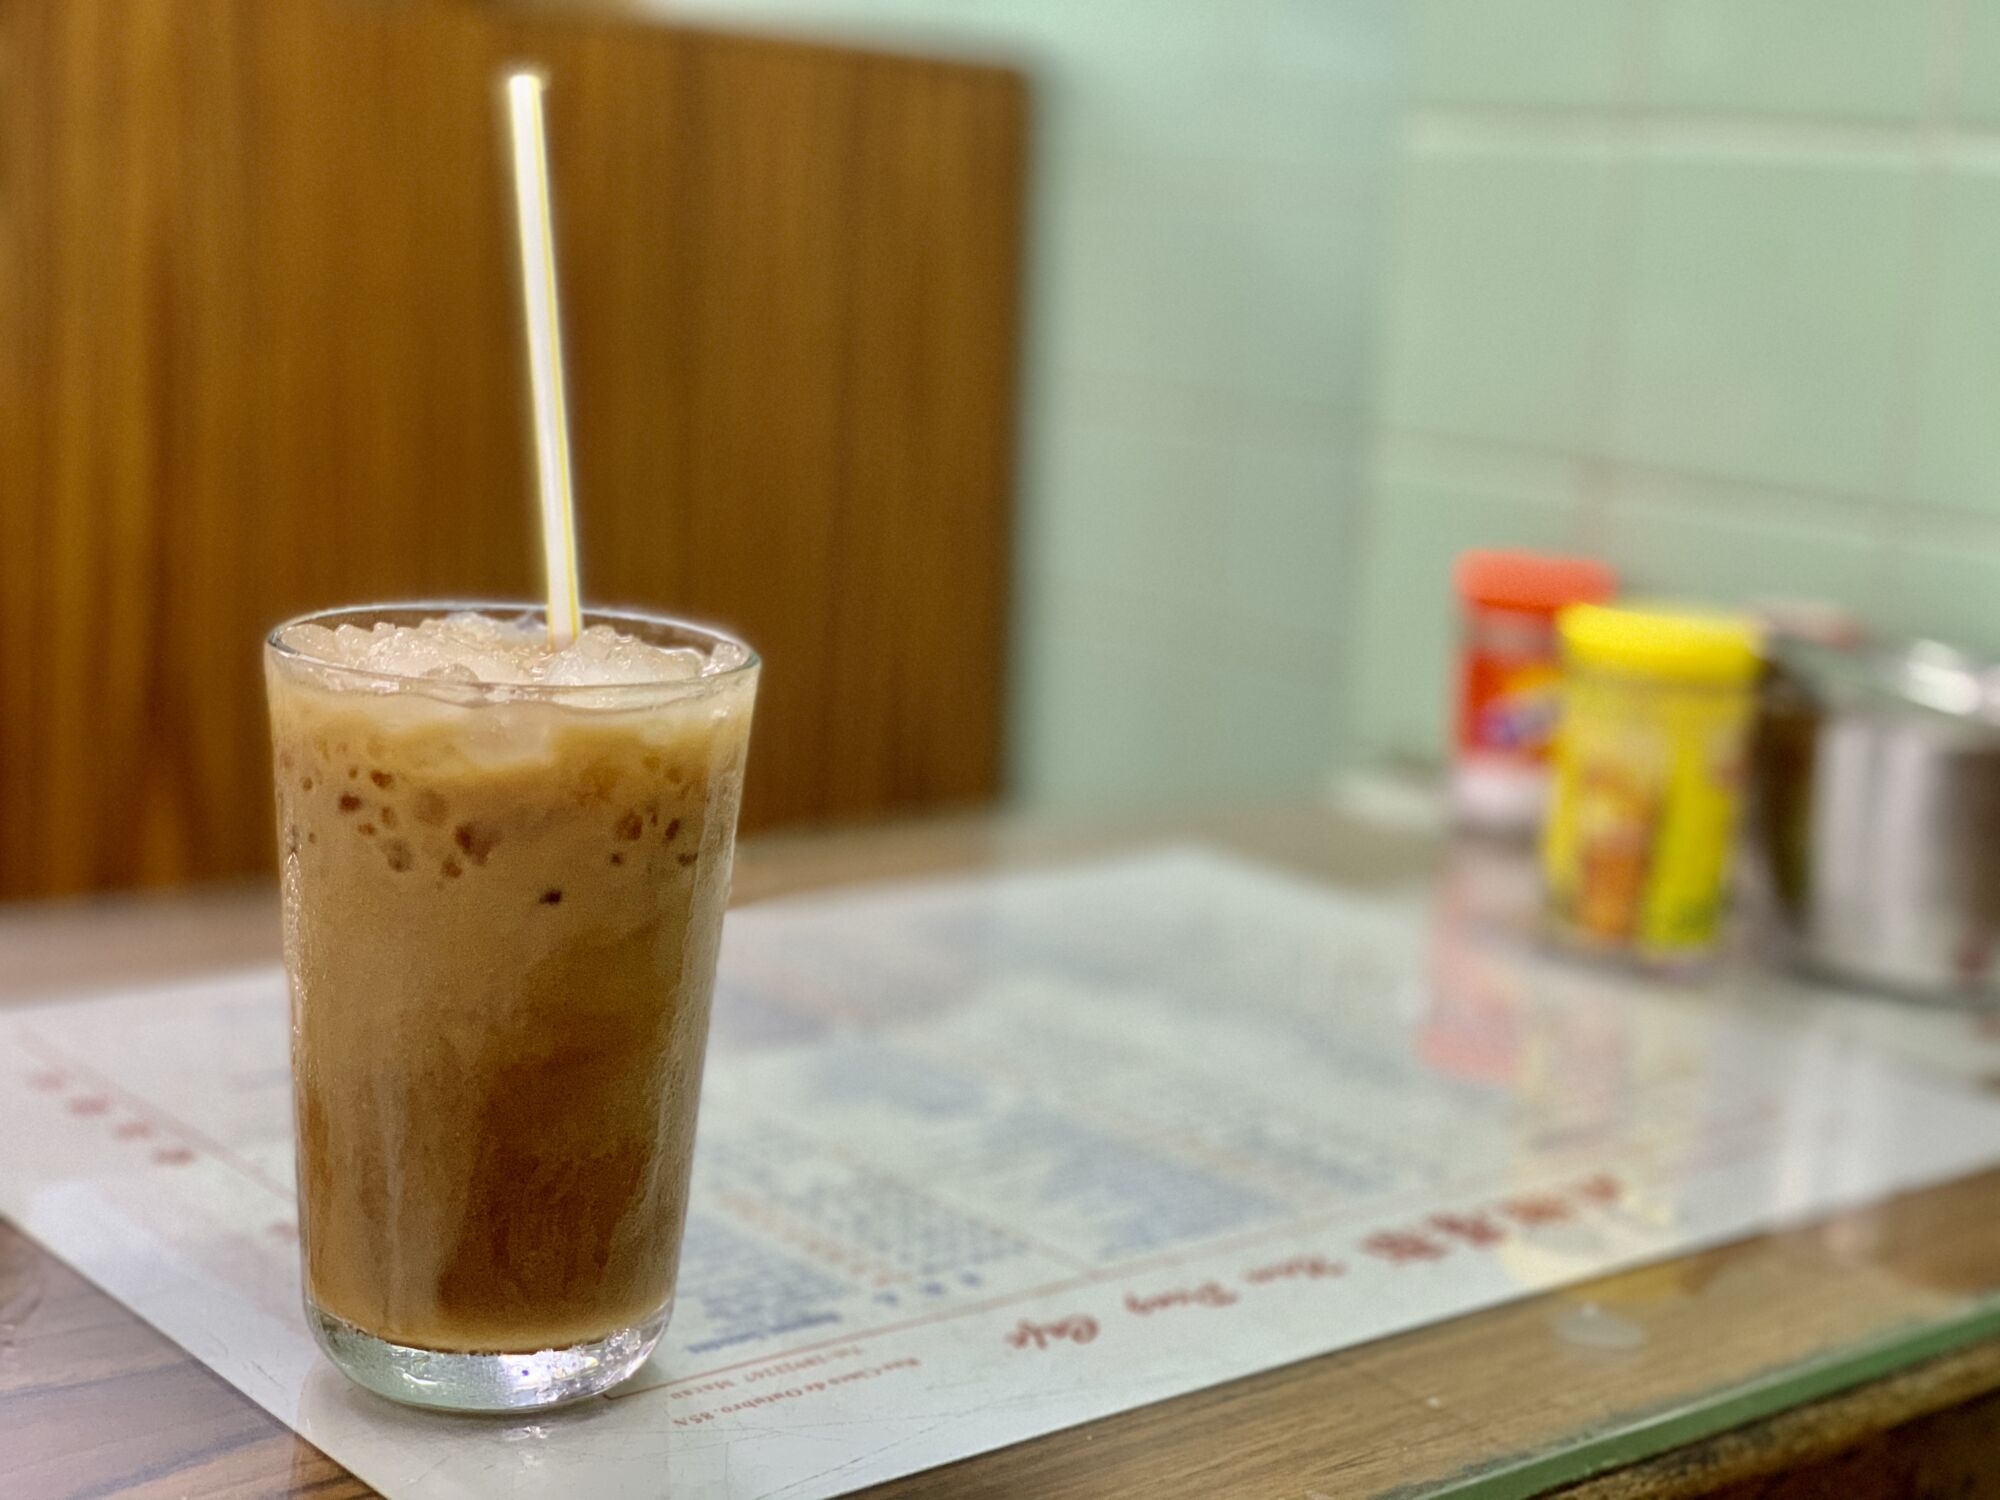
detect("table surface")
[5,801,2000,1500]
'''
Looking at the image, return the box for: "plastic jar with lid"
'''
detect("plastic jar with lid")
[1541,603,1764,968]
[1450,550,1616,835]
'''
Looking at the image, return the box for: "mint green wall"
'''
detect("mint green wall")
[1355,0,2000,763]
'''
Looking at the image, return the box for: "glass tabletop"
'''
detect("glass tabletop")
[4,804,1999,1499]
[1220,816,2000,1499]
[867,804,2000,1498]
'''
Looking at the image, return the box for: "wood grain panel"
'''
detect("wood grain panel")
[0,0,1026,899]
[831,54,1023,812]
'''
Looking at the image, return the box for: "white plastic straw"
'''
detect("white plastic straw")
[504,70,582,649]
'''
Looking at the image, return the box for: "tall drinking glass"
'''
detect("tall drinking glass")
[264,603,757,1410]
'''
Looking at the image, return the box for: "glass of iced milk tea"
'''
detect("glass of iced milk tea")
[265,604,757,1410]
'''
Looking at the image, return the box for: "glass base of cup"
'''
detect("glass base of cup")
[308,1298,670,1412]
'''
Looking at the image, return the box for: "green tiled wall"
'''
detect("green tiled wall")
[1644,0,1932,122]
[1414,0,1627,110]
[1358,0,2000,764]
[1380,142,1621,450]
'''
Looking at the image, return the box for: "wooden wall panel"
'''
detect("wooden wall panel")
[0,0,1025,899]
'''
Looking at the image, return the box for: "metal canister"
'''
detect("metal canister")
[1542,604,1763,967]
[1756,640,2000,1003]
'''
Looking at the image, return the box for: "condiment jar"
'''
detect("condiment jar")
[1542,604,1763,968]
[1450,550,1616,836]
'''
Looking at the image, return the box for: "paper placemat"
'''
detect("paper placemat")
[8,848,2000,1498]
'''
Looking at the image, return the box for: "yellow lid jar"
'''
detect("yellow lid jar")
[1541,604,1764,966]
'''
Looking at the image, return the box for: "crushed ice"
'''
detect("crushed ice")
[279,613,741,690]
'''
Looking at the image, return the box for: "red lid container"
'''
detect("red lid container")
[1451,549,1616,835]
[1454,550,1616,616]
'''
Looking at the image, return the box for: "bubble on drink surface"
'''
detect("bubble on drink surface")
[279,613,742,698]
[535,627,708,688]
[454,822,500,865]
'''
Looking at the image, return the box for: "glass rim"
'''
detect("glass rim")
[265,600,760,703]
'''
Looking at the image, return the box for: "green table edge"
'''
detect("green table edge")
[1433,1293,2000,1498]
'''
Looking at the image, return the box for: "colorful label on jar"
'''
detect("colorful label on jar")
[1458,650,1562,763]
[1542,675,1753,960]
